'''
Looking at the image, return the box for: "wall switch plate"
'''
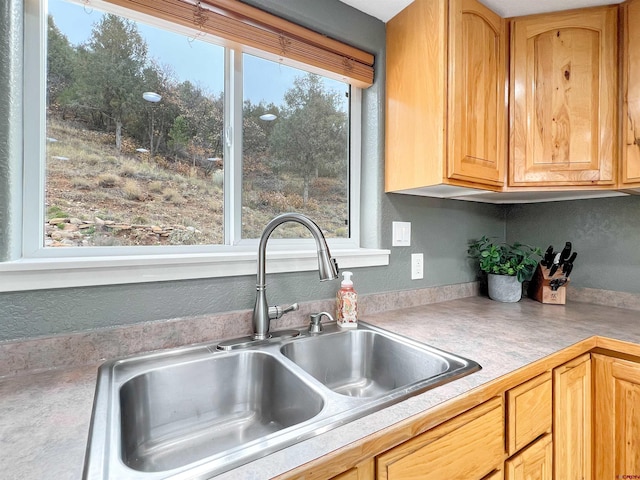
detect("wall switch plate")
[411,253,424,280]
[392,221,411,247]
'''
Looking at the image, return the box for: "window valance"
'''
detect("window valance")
[103,0,375,87]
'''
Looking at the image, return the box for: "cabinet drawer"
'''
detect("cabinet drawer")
[482,470,503,480]
[505,433,553,480]
[506,371,552,455]
[331,459,374,480]
[376,397,503,480]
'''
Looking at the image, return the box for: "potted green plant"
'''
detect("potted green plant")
[467,236,542,302]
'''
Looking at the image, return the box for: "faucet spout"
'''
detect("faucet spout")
[253,213,339,340]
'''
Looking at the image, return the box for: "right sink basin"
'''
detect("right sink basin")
[280,326,476,398]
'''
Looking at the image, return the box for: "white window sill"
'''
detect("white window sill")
[0,248,390,292]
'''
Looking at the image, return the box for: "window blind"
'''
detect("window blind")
[102,0,375,87]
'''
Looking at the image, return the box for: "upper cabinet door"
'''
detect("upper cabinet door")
[385,0,506,195]
[622,0,640,186]
[448,0,506,187]
[509,7,618,186]
[385,0,448,194]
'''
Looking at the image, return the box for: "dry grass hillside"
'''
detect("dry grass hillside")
[44,118,348,247]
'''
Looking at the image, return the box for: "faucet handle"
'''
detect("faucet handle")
[268,302,299,320]
[309,312,334,334]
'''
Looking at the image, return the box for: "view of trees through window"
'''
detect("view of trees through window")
[44,0,350,248]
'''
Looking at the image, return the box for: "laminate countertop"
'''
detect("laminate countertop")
[2,296,639,479]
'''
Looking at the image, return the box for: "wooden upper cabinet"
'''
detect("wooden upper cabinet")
[448,0,506,186]
[385,0,506,194]
[622,0,640,186]
[509,7,618,187]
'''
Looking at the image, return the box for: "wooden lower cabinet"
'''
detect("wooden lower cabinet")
[505,434,553,480]
[593,353,640,479]
[376,397,503,480]
[553,354,591,480]
[331,459,374,480]
[482,470,503,480]
[506,371,552,455]
[322,350,640,480]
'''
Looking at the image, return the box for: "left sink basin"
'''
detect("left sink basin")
[120,351,324,473]
[83,347,327,480]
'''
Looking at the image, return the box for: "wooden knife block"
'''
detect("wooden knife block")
[528,263,569,305]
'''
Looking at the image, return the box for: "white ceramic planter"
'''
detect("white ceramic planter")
[487,274,522,303]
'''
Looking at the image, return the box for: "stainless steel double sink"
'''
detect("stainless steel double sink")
[83,322,480,479]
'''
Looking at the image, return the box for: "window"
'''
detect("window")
[242,54,350,240]
[44,0,226,248]
[11,0,388,291]
[41,0,351,249]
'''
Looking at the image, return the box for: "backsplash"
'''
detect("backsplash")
[506,196,640,297]
[0,282,479,377]
[3,281,637,378]
[568,287,640,312]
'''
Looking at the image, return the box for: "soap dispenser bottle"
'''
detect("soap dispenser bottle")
[336,271,358,328]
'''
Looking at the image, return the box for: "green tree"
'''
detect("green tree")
[136,62,179,158]
[46,15,76,107]
[64,14,148,151]
[269,74,348,203]
[174,81,223,166]
[167,115,190,161]
[243,100,280,176]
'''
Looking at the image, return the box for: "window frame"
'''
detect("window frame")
[1,0,389,293]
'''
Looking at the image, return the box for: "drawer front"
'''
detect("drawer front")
[505,433,553,480]
[331,459,374,480]
[377,397,504,480]
[482,470,504,480]
[507,371,552,455]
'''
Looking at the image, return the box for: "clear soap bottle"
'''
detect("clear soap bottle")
[336,271,358,328]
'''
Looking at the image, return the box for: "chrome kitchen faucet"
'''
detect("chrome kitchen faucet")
[252,213,339,340]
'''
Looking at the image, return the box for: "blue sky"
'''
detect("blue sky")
[48,0,224,95]
[47,0,348,107]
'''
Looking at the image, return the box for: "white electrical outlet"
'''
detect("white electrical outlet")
[411,253,424,280]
